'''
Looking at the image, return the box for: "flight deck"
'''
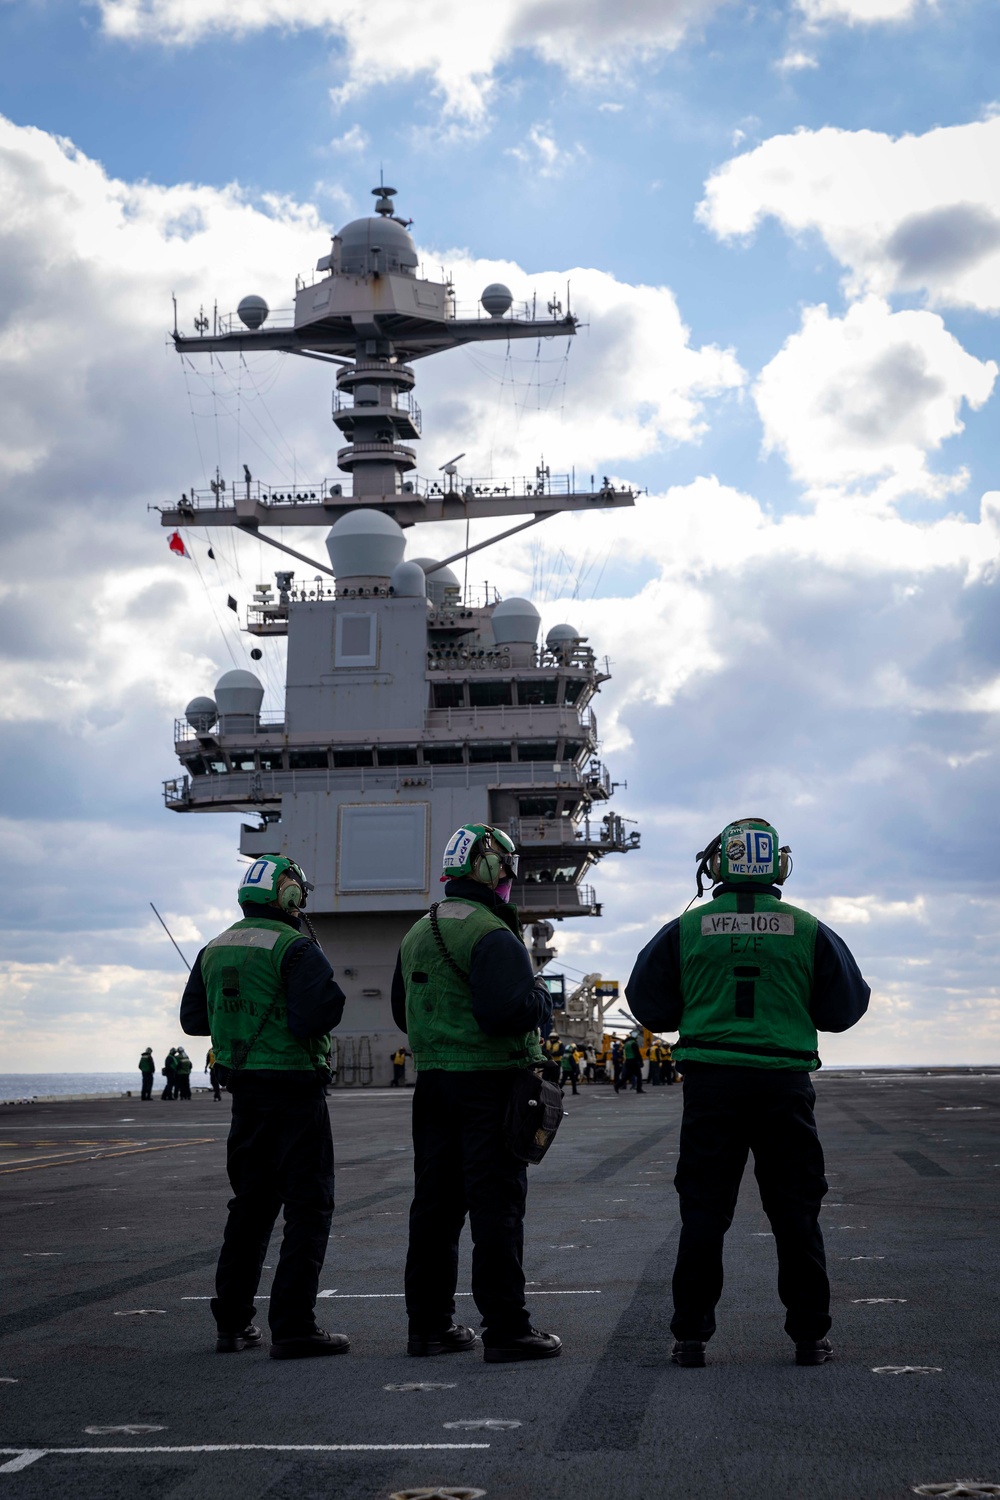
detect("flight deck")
[0,1070,997,1499]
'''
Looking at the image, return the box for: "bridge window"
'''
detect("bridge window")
[516,742,558,761]
[183,755,206,776]
[563,679,586,704]
[205,758,227,775]
[469,680,512,707]
[423,745,464,764]
[377,747,419,766]
[230,751,257,772]
[518,797,558,817]
[469,742,512,763]
[259,751,283,771]
[433,682,466,708]
[517,679,558,706]
[333,748,374,767]
[289,749,329,770]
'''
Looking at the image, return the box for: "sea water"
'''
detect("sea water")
[0,1073,210,1102]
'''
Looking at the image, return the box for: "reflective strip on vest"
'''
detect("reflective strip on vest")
[207,928,282,951]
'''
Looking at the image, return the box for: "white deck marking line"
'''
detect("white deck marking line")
[0,1444,488,1471]
[0,1140,216,1177]
[182,1290,601,1300]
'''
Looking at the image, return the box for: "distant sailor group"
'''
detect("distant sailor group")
[178,815,869,1368]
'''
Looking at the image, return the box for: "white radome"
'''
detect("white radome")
[326,509,406,580]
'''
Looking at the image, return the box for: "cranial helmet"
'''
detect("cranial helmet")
[696,816,791,894]
[441,823,519,889]
[238,855,309,913]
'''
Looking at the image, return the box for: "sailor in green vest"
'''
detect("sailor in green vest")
[180,855,348,1360]
[626,816,869,1368]
[174,1047,193,1099]
[391,822,562,1364]
[138,1048,155,1101]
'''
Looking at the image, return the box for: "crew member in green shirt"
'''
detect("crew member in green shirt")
[392,823,560,1364]
[181,856,348,1360]
[627,816,869,1367]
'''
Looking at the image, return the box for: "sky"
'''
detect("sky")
[1,0,998,1070]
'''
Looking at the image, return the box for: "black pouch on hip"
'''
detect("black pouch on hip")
[504,1069,565,1165]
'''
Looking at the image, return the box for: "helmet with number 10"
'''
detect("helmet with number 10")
[238,855,309,912]
[441,824,519,889]
[710,817,789,887]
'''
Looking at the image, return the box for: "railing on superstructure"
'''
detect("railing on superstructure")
[332,390,422,433]
[163,758,612,809]
[183,296,553,341]
[164,472,631,514]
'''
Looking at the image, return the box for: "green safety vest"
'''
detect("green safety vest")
[400,898,545,1072]
[202,916,330,1073]
[675,892,820,1071]
[138,1056,154,1073]
[175,1055,192,1075]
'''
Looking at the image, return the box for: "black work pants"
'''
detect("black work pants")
[161,1073,175,1100]
[209,1065,222,1101]
[404,1070,530,1344]
[391,1064,405,1086]
[212,1076,334,1340]
[140,1073,153,1100]
[671,1064,830,1344]
[625,1060,644,1093]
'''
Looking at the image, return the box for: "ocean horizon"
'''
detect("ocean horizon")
[0,1072,213,1102]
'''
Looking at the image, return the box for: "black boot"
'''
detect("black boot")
[269,1329,351,1360]
[406,1324,478,1357]
[215,1324,263,1353]
[671,1339,706,1368]
[482,1328,562,1363]
[795,1338,833,1366]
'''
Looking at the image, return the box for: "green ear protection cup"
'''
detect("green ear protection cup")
[474,850,504,886]
[278,878,304,913]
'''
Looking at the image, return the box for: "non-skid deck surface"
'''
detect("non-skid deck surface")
[0,1071,997,1499]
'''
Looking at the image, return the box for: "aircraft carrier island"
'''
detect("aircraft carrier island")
[160,185,640,1086]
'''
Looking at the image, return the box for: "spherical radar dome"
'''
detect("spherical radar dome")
[481,283,513,318]
[337,215,418,277]
[185,695,217,732]
[214,670,264,717]
[389,560,427,598]
[492,597,541,645]
[237,295,269,330]
[411,557,460,608]
[546,623,583,649]
[327,509,406,580]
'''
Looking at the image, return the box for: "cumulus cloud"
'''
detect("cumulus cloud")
[795,0,929,20]
[463,474,1000,1065]
[95,0,728,121]
[699,117,1000,311]
[753,296,996,496]
[505,124,585,178]
[2,114,999,1068]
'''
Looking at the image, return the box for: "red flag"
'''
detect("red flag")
[168,531,188,558]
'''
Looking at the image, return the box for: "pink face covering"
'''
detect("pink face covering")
[496,878,513,902]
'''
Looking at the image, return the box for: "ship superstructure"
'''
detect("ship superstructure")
[161,186,640,1083]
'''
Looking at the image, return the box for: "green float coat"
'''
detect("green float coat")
[401,898,545,1072]
[201,916,330,1072]
[675,892,820,1070]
